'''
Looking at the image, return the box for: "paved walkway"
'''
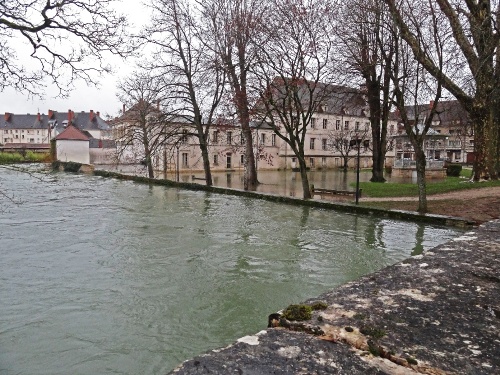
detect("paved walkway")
[170,220,500,374]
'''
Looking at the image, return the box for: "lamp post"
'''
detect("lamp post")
[355,136,361,205]
[349,135,362,204]
[176,144,180,182]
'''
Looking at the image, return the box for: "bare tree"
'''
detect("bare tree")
[143,0,227,186]
[1,0,132,97]
[115,71,182,178]
[252,0,336,199]
[201,0,264,190]
[384,0,500,181]
[389,8,444,212]
[336,0,396,183]
[328,126,370,171]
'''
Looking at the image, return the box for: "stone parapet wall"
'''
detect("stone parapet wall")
[170,220,500,374]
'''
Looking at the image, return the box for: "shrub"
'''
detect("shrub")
[0,152,23,164]
[446,163,462,177]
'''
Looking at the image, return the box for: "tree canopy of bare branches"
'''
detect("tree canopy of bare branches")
[336,0,396,182]
[143,0,227,185]
[201,0,266,190]
[1,0,132,97]
[115,71,184,178]
[384,0,500,181]
[253,0,336,199]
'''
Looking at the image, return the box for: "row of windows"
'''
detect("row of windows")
[309,138,370,150]
[3,129,44,134]
[211,131,277,146]
[3,138,39,143]
[310,118,370,131]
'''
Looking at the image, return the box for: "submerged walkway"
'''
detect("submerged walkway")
[170,220,500,374]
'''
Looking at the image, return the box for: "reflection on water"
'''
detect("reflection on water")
[0,165,459,374]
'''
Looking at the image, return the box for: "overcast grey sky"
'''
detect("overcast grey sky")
[0,0,150,119]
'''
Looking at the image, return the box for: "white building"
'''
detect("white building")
[54,125,91,164]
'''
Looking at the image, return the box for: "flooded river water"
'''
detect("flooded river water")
[0,165,459,374]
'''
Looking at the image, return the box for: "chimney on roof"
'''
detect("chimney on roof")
[68,109,75,125]
[122,103,126,114]
[96,111,100,118]
[90,109,95,121]
[48,109,54,119]
[429,100,435,109]
[4,112,11,122]
[37,112,41,122]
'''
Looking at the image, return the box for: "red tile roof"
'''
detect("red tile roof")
[54,125,90,141]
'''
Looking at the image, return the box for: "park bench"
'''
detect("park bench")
[311,186,361,198]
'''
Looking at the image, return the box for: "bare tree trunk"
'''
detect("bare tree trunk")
[198,133,213,186]
[297,155,311,199]
[415,149,427,213]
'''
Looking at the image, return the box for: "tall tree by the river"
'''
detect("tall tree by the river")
[336,0,396,182]
[389,13,445,212]
[202,0,264,190]
[384,0,500,181]
[144,0,227,186]
[115,71,183,178]
[252,0,336,199]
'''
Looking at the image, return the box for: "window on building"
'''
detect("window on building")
[310,138,315,149]
[240,132,245,145]
[4,138,8,143]
[29,138,35,143]
[212,130,219,143]
[322,157,326,166]
[260,133,266,145]
[363,140,370,150]
[322,119,328,129]
[181,129,188,144]
[365,122,370,131]
[311,118,316,129]
[309,158,315,168]
[21,135,25,139]
[227,131,232,145]
[240,154,244,164]
[322,138,327,150]
[271,133,276,146]
[213,154,219,165]
[355,121,360,131]
[15,134,18,139]
[344,121,349,130]
[291,157,296,163]
[336,119,340,130]
[182,153,189,167]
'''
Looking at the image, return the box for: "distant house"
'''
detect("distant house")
[1,109,115,163]
[392,100,474,164]
[54,125,90,164]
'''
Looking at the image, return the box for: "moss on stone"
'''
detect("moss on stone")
[359,325,386,339]
[282,304,313,321]
[406,357,418,365]
[311,301,328,311]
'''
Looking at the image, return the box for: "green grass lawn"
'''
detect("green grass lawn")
[358,169,500,198]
